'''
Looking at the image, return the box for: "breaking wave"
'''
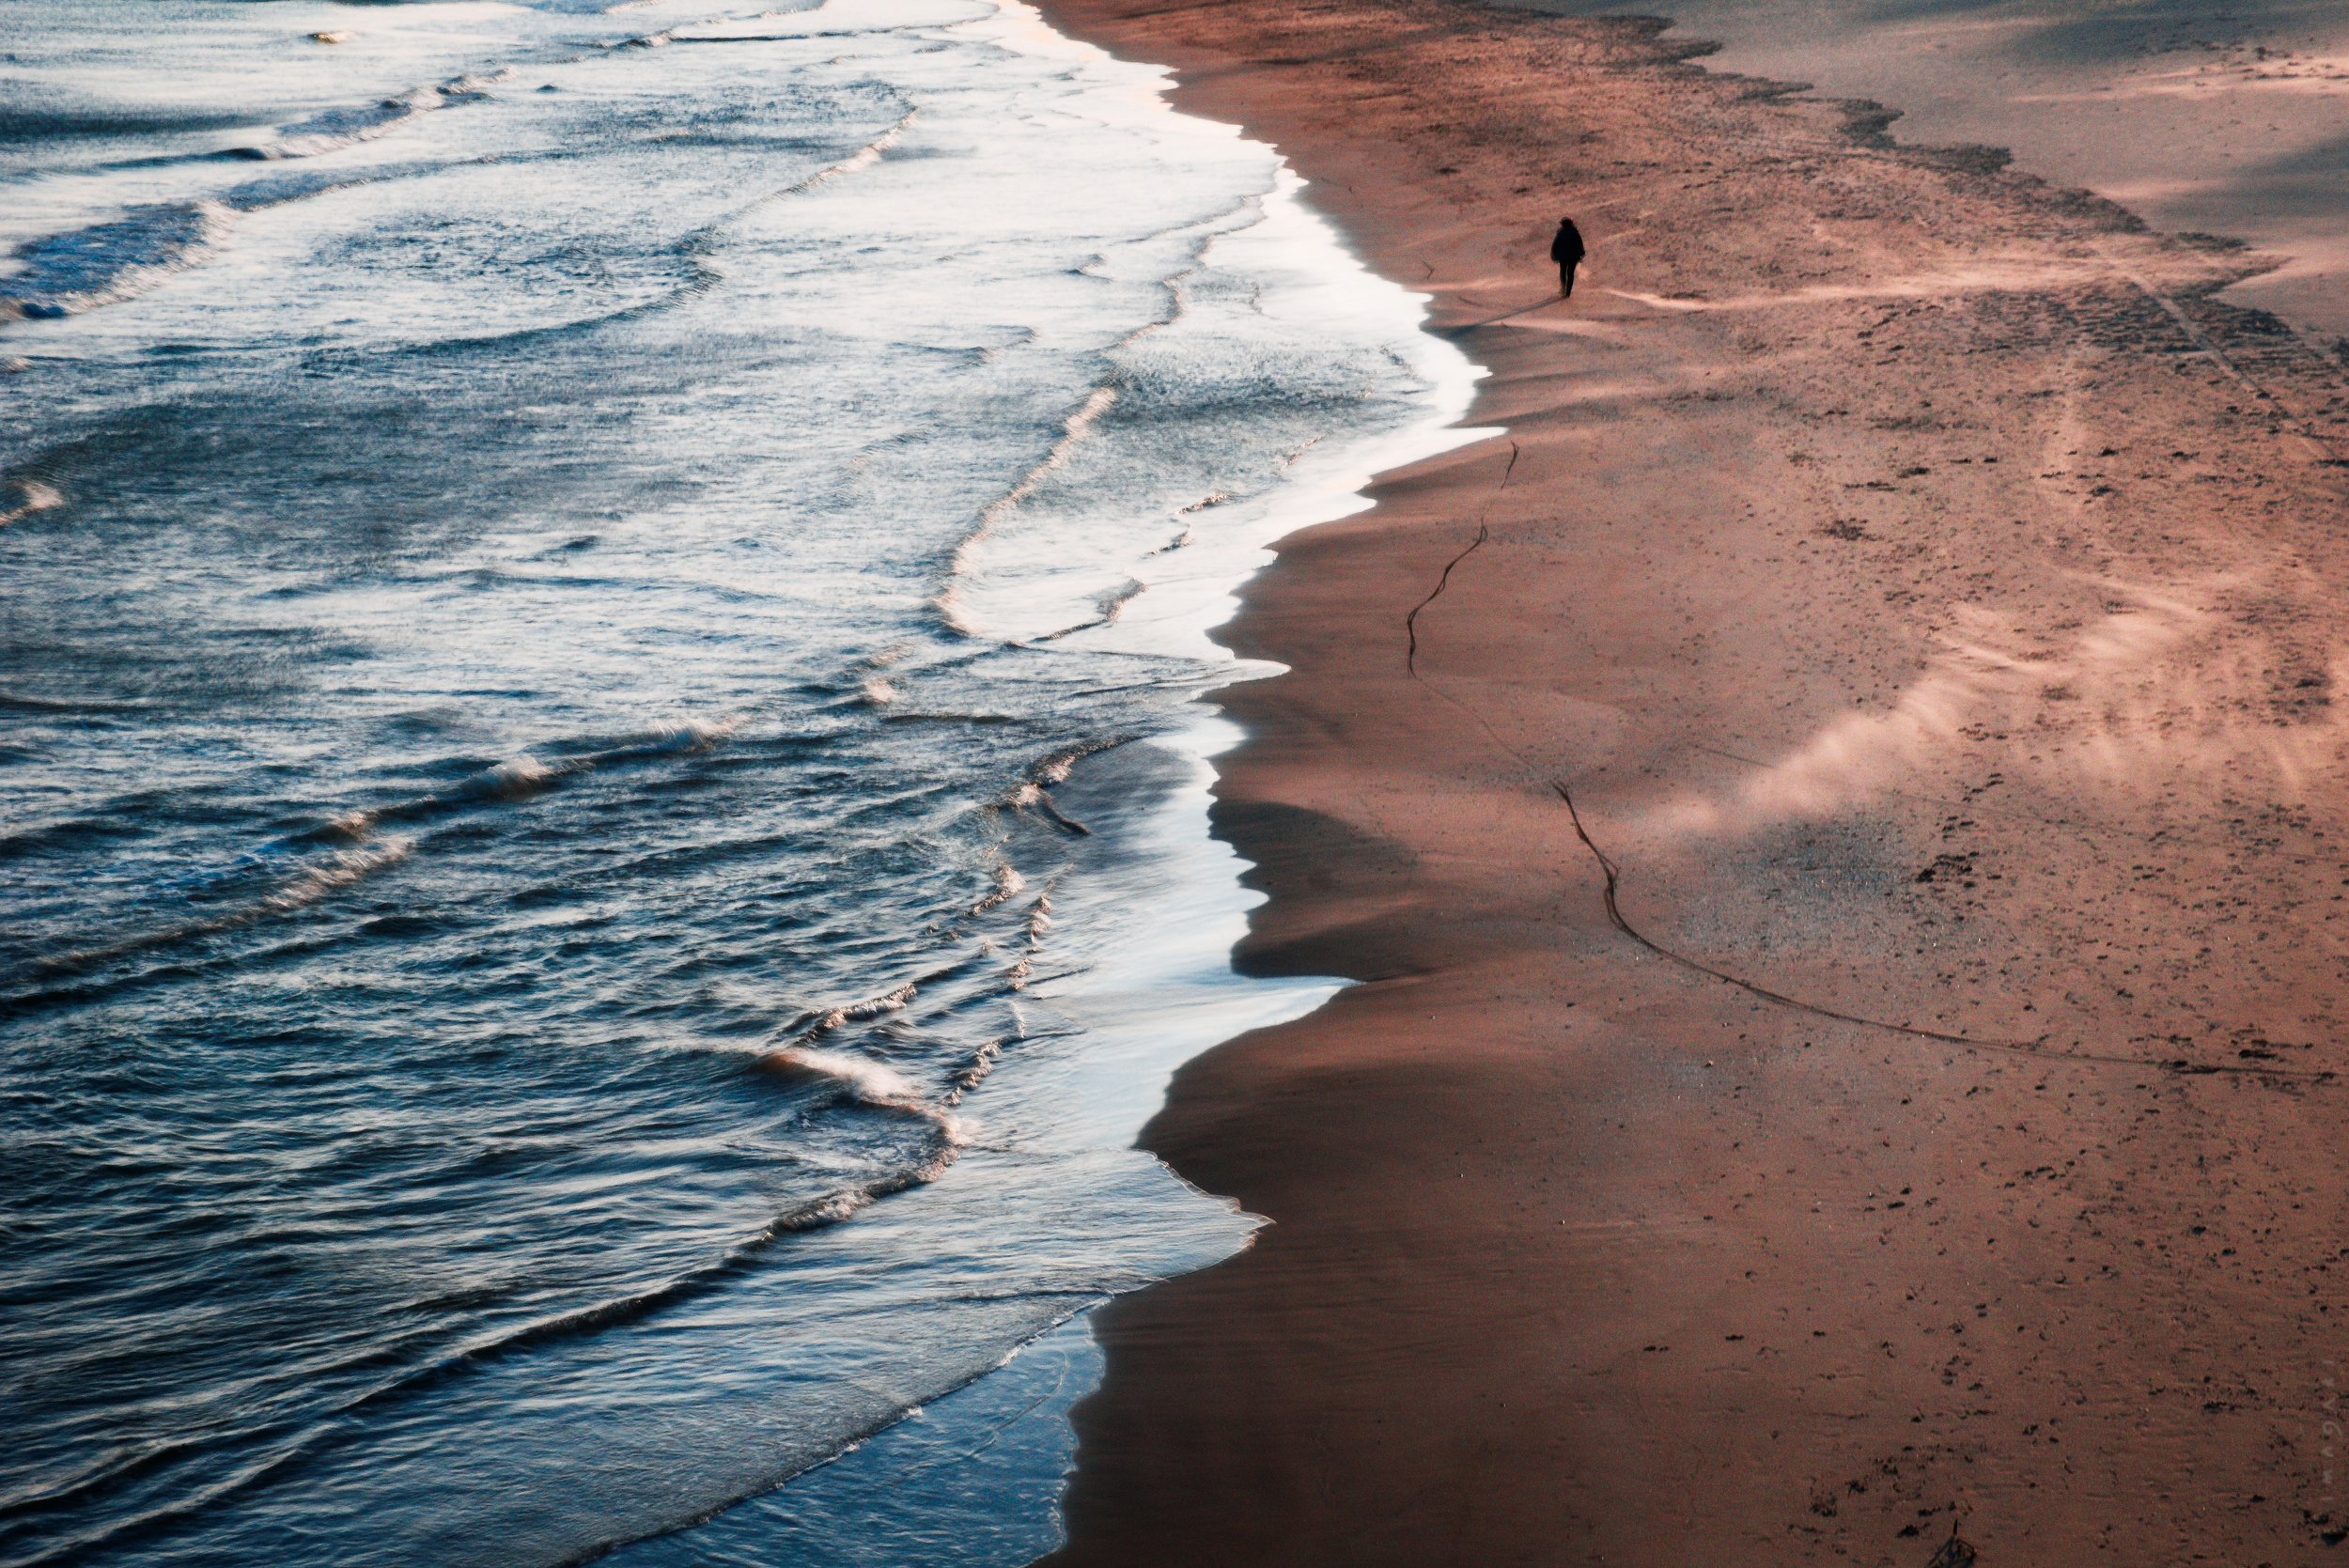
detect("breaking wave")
[232,71,514,162]
[1,202,235,321]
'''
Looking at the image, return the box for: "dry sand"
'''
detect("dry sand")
[1502,0,2349,343]
[1031,0,2349,1560]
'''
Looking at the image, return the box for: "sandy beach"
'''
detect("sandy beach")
[1031,0,2349,1560]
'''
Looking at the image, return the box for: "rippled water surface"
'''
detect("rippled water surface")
[0,1,1474,1560]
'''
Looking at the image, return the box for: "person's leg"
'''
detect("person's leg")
[1561,260,1577,297]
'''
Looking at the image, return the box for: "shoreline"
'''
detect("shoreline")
[1029,0,2349,1560]
[0,3,1489,1561]
[615,7,1496,1556]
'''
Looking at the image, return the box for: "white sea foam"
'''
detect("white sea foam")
[466,754,558,800]
[630,714,741,751]
[760,1044,973,1154]
[763,1044,925,1108]
[0,478,62,527]
[970,862,1025,913]
[245,70,515,161]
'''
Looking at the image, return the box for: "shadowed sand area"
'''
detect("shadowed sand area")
[1030,0,2349,1560]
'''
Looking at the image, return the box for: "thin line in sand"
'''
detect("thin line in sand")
[1399,458,2337,1090]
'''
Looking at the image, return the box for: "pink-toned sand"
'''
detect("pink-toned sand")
[1033,0,2349,1560]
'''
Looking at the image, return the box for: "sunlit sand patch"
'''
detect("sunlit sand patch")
[1595,253,2198,317]
[1657,573,2349,836]
[1500,314,1637,343]
[2014,56,2349,102]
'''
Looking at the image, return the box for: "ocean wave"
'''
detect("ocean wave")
[347,102,919,363]
[14,712,746,994]
[930,240,1232,638]
[943,1031,1005,1100]
[1031,733,1128,786]
[0,478,62,527]
[0,1144,971,1564]
[790,978,920,1040]
[312,753,571,842]
[0,159,449,325]
[0,201,233,322]
[0,66,522,328]
[0,965,1019,1540]
[316,716,741,840]
[23,836,415,984]
[1002,781,1086,835]
[0,106,259,147]
[642,102,916,312]
[755,1044,967,1145]
[618,713,742,753]
[464,753,560,801]
[1003,888,1052,991]
[230,70,513,162]
[969,861,1025,914]
[774,107,913,195]
[939,380,1121,634]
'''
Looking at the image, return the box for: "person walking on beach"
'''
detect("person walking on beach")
[1551,215,1585,298]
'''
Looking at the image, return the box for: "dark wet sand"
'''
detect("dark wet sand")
[1032,0,2349,1560]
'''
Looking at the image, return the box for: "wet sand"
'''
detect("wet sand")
[1031,0,2349,1560]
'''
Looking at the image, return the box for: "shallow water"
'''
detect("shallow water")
[0,3,1477,1560]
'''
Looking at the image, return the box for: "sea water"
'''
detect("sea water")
[0,2,1478,1562]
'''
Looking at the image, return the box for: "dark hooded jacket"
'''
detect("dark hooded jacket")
[1549,219,1585,264]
